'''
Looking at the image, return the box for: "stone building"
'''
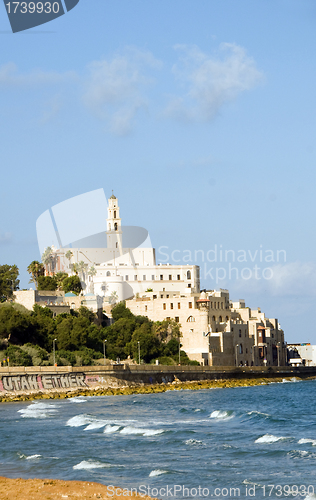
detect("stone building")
[127,289,286,367]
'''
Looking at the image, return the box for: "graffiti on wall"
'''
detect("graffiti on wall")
[0,373,87,392]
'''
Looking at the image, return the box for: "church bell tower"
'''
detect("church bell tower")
[106,192,123,252]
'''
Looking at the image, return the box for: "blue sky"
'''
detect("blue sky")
[1,0,316,343]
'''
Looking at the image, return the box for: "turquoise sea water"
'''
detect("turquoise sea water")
[1,379,316,499]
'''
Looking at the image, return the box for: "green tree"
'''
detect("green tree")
[27,261,45,290]
[130,322,162,363]
[62,275,82,295]
[56,316,89,350]
[0,265,19,301]
[4,345,32,366]
[0,305,32,345]
[42,247,55,274]
[153,318,181,342]
[37,276,57,291]
[55,272,68,291]
[111,302,134,321]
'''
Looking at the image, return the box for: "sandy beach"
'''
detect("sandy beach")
[0,476,154,500]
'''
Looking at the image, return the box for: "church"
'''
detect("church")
[54,193,200,303]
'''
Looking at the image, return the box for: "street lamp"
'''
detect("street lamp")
[53,338,57,367]
[137,341,140,365]
[277,342,281,367]
[235,344,239,367]
[103,339,107,366]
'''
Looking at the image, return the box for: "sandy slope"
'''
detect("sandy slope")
[0,477,153,500]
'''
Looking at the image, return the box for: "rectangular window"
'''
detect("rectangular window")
[188,283,191,288]
[152,275,155,280]
[145,305,147,311]
[177,274,180,280]
[153,295,157,299]
[189,302,192,309]
[143,275,146,280]
[170,303,173,309]
[160,275,163,280]
[166,317,170,320]
[125,275,129,281]
[166,294,169,298]
[134,275,137,281]
[169,275,172,280]
[175,317,179,323]
[178,303,181,309]
[160,294,163,298]
[163,303,166,310]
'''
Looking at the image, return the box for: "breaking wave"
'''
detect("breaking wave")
[298,438,316,446]
[255,434,288,444]
[73,460,112,470]
[149,469,168,477]
[18,402,58,419]
[210,410,234,420]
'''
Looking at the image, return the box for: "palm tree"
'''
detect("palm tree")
[77,261,88,282]
[65,250,73,270]
[109,291,119,305]
[88,266,97,278]
[27,261,44,290]
[42,247,55,275]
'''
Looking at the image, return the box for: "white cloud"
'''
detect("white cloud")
[233,262,316,297]
[0,232,13,244]
[82,47,162,136]
[165,43,263,122]
[0,62,76,87]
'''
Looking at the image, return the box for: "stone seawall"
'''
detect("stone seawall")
[0,364,315,395]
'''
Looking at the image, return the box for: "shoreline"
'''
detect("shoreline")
[0,375,312,403]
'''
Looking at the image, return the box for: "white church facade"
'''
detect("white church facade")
[52,194,200,303]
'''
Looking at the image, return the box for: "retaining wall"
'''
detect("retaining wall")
[0,364,315,394]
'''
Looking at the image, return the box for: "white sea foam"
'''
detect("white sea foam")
[73,460,111,470]
[84,420,108,431]
[298,438,316,446]
[255,434,287,444]
[247,411,269,418]
[26,454,41,460]
[66,414,93,427]
[18,453,41,460]
[185,439,204,446]
[18,402,58,419]
[303,495,316,500]
[210,410,234,420]
[149,469,168,477]
[104,425,120,434]
[69,397,87,403]
[120,426,163,436]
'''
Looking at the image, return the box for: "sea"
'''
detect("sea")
[1,378,316,500]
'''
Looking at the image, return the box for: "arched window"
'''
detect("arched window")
[239,344,243,354]
[226,316,229,321]
[114,210,116,218]
[106,271,111,277]
[114,223,118,231]
[187,270,191,279]
[187,316,195,322]
[219,316,222,322]
[212,316,215,321]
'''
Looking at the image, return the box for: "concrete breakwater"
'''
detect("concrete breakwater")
[0,364,316,397]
